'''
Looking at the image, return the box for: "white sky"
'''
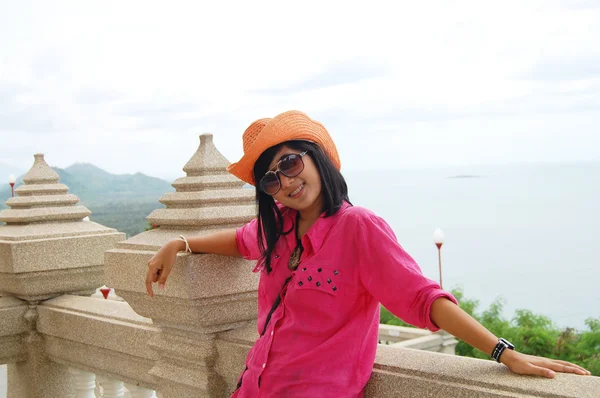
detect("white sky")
[1,0,599,181]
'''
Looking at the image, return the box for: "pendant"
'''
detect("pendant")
[288,246,302,271]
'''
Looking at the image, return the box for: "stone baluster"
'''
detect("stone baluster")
[106,134,258,397]
[68,368,97,398]
[125,383,156,397]
[97,375,126,397]
[0,153,125,398]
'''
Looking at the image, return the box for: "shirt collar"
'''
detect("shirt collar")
[282,201,351,253]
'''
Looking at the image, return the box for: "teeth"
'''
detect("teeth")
[290,184,304,197]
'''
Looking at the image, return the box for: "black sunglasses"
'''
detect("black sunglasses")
[259,151,308,195]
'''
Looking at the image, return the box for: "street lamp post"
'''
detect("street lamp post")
[433,228,445,290]
[8,174,16,198]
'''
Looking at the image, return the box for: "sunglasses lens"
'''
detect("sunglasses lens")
[280,154,304,177]
[260,173,280,195]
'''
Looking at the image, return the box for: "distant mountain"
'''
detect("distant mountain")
[53,163,174,205]
[0,163,174,237]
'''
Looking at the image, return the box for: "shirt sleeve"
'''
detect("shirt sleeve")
[356,213,458,331]
[235,218,262,261]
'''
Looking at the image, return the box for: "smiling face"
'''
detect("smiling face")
[266,145,323,213]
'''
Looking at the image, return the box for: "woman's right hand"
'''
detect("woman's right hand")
[145,239,184,297]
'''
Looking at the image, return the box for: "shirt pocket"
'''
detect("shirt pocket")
[294,265,342,297]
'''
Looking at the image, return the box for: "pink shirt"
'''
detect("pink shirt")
[231,202,457,397]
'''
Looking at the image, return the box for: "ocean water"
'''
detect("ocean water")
[344,161,599,330]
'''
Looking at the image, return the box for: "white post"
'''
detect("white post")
[97,375,126,398]
[125,383,157,398]
[68,368,96,398]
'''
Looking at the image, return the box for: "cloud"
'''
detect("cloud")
[250,58,389,95]
[523,54,600,82]
[0,83,73,133]
[0,0,599,180]
[113,100,211,130]
[74,88,123,105]
[567,0,600,10]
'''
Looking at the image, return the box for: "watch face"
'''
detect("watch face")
[500,338,514,349]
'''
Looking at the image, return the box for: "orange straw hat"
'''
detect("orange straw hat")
[227,110,341,186]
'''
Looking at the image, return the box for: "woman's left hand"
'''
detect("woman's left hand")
[500,349,591,378]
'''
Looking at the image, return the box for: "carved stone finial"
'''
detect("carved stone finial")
[0,154,125,301]
[0,154,91,224]
[22,154,60,185]
[147,133,255,229]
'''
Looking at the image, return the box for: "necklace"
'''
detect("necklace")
[288,213,304,271]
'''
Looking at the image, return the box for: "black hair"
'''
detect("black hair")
[252,140,351,273]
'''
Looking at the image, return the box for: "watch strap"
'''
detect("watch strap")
[491,338,514,363]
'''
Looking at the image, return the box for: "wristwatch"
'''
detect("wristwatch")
[491,338,514,363]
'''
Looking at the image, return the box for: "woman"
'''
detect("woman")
[145,110,590,397]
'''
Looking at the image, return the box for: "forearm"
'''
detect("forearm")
[429,297,592,377]
[176,229,241,257]
[430,297,498,358]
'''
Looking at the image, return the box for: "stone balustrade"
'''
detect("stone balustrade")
[0,136,599,397]
[378,324,458,354]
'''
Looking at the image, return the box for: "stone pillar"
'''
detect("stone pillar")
[106,134,258,397]
[0,153,125,398]
[0,296,28,398]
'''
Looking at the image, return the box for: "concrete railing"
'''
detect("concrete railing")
[1,137,599,397]
[379,323,458,354]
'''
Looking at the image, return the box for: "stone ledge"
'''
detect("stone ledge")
[146,205,255,227]
[38,295,157,359]
[0,206,91,224]
[113,226,245,251]
[38,295,160,390]
[379,323,432,341]
[392,331,458,353]
[0,267,103,301]
[0,232,124,273]
[105,250,258,300]
[158,189,254,208]
[14,183,69,196]
[0,222,120,241]
[5,194,80,208]
[366,345,600,398]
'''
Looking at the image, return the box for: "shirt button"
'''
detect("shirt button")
[271,331,274,336]
[262,363,266,369]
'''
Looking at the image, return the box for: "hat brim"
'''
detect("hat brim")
[227,111,341,186]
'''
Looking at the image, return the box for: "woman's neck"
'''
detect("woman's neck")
[298,197,324,225]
